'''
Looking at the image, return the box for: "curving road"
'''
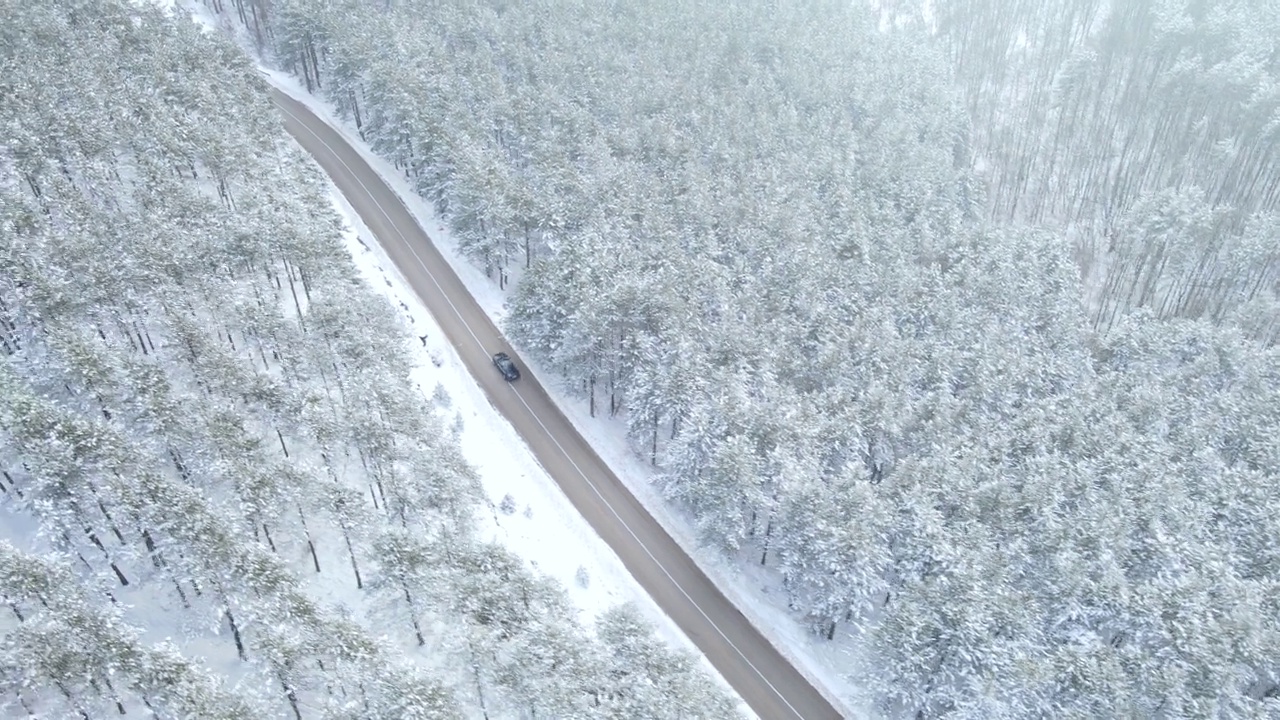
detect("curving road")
[270,87,846,720]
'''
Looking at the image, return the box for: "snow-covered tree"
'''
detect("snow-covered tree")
[201,0,1280,714]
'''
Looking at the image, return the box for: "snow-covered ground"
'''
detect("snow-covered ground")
[263,70,866,719]
[325,178,754,718]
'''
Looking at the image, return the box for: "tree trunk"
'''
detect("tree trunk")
[403,580,426,646]
[284,260,306,328]
[7,597,24,622]
[100,676,126,715]
[471,655,491,720]
[299,266,312,303]
[341,523,363,590]
[297,505,321,573]
[351,90,364,139]
[249,0,265,51]
[0,470,20,498]
[759,518,773,566]
[307,38,322,90]
[279,669,303,720]
[142,529,162,568]
[608,371,617,417]
[226,608,247,661]
[651,411,659,465]
[85,524,130,586]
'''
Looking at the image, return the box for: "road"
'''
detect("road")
[270,87,847,720]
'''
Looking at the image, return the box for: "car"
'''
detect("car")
[492,352,520,381]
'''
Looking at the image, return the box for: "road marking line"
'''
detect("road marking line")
[506,387,806,720]
[275,95,810,720]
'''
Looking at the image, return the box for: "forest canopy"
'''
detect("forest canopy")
[0,1,738,717]
[237,0,1280,715]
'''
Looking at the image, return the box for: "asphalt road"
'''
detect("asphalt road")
[271,87,847,720]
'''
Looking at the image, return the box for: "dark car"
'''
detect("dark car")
[492,352,520,381]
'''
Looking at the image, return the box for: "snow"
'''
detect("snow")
[534,401,872,715]
[323,172,755,718]
[171,7,754,713]
[263,71,862,718]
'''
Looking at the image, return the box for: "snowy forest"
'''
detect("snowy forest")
[199,0,1280,716]
[0,1,740,717]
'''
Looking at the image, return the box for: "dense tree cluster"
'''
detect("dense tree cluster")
[0,1,738,717]
[209,0,1278,716]
[889,0,1280,339]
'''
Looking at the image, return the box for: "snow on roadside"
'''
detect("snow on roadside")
[178,1,711,657]
[265,70,861,719]
[180,4,754,712]
[324,184,756,719]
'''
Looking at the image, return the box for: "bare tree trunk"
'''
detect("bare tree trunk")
[402,580,426,646]
[651,411,659,465]
[284,259,306,328]
[226,608,247,661]
[297,505,321,573]
[759,517,773,566]
[278,669,303,720]
[341,523,363,590]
